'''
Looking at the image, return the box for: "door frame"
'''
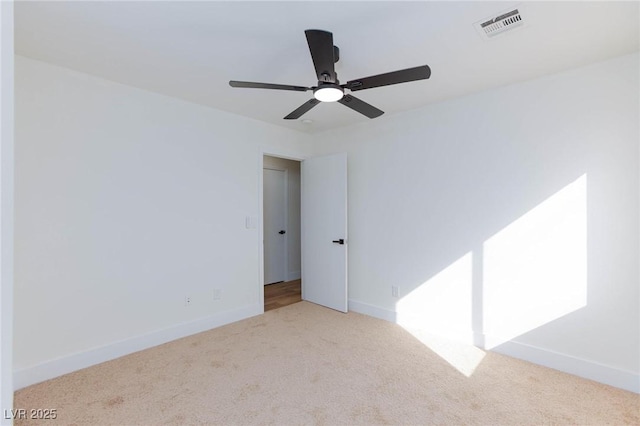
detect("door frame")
[263,166,289,286]
[258,149,306,313]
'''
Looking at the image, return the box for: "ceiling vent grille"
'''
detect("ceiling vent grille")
[474,7,525,39]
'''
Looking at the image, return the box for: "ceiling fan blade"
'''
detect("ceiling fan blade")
[344,65,431,91]
[284,99,321,120]
[305,29,337,83]
[229,81,310,92]
[338,95,384,119]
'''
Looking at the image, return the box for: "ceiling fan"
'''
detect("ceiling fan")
[229,29,431,120]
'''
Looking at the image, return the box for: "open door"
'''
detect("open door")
[263,168,286,285]
[301,153,347,312]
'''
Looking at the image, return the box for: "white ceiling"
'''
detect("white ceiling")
[15,1,639,133]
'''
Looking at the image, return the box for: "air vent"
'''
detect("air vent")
[474,6,526,40]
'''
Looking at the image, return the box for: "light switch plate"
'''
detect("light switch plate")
[245,216,257,229]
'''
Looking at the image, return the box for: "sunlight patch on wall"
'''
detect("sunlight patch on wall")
[396,252,473,341]
[483,175,588,349]
[396,252,484,376]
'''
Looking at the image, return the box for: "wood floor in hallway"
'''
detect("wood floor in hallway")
[264,279,301,312]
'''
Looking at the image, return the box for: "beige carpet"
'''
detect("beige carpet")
[14,301,639,425]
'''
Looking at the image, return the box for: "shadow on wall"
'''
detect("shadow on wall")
[395,174,587,376]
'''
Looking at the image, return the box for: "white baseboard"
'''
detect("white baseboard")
[491,339,640,394]
[14,304,262,390]
[287,271,301,281]
[349,299,397,322]
[348,298,639,394]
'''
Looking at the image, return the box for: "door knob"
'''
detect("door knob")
[332,239,345,245]
[279,230,286,235]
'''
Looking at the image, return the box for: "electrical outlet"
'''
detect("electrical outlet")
[391,286,399,298]
[185,296,191,307]
[213,289,221,300]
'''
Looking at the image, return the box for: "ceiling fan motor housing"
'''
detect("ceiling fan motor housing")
[319,45,339,83]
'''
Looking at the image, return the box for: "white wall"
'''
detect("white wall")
[1,1,15,422]
[263,156,301,281]
[14,50,639,394]
[14,56,311,388]
[312,53,640,392]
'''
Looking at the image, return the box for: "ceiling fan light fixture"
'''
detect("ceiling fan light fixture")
[313,84,344,102]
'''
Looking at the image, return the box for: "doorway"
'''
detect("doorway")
[263,155,302,311]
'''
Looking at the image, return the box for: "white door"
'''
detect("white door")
[301,153,348,312]
[264,168,286,285]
